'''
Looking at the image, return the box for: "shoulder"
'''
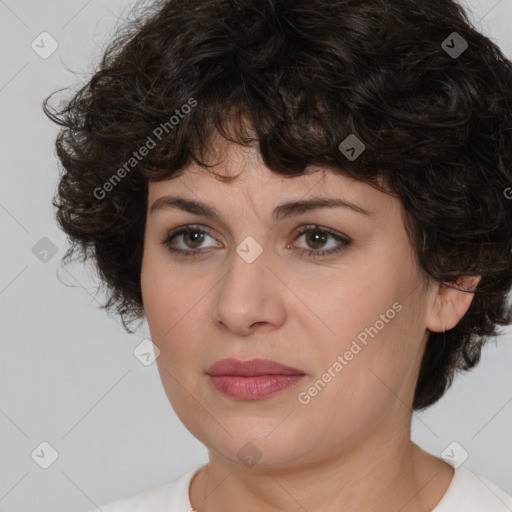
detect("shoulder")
[82,465,203,512]
[434,466,512,512]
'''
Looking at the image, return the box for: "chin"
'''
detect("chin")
[194,421,311,467]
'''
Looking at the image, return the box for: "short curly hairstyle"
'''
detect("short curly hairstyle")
[43,0,512,410]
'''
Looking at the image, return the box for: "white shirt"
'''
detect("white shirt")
[86,464,512,511]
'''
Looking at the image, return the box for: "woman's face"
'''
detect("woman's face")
[140,135,436,468]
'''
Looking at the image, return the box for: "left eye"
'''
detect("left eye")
[161,224,352,258]
[292,226,351,256]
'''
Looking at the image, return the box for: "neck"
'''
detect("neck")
[189,424,454,512]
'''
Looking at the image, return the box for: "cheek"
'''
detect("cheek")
[141,267,207,372]
[309,271,399,351]
[296,319,417,441]
[303,273,424,407]
[141,249,190,338]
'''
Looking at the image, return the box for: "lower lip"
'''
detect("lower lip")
[208,375,306,400]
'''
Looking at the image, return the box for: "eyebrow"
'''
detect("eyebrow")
[149,195,373,222]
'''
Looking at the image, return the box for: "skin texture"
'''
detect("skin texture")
[140,131,480,512]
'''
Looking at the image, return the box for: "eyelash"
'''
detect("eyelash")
[160,224,352,259]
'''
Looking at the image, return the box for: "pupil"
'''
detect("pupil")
[186,230,203,247]
[308,231,326,249]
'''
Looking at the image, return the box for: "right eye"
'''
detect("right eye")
[161,225,219,256]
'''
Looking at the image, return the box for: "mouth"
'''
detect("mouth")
[206,358,306,400]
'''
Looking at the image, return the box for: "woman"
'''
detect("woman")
[43,0,512,510]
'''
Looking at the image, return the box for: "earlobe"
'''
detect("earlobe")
[426,275,481,333]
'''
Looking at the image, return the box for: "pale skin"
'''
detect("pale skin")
[140,129,481,512]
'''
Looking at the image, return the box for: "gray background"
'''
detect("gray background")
[0,1,511,510]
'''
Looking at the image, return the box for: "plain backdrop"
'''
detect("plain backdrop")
[0,0,511,510]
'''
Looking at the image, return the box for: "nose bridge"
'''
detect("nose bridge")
[220,236,269,306]
[213,236,285,333]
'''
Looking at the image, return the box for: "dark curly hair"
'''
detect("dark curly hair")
[42,0,512,410]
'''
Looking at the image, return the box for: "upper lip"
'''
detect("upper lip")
[206,358,305,377]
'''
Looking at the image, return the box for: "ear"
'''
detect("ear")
[426,275,481,332]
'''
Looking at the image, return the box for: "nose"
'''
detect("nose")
[212,244,287,336]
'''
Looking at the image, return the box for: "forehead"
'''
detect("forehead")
[146,135,397,223]
[147,170,394,224]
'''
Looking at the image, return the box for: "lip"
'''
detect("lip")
[206,358,306,400]
[206,358,305,377]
